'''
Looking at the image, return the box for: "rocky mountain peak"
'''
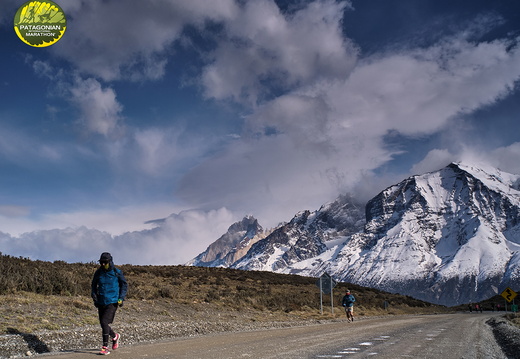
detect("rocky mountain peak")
[186,215,264,267]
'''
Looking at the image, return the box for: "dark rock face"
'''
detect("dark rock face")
[232,195,365,271]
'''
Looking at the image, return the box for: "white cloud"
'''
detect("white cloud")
[0,124,68,165]
[410,149,457,175]
[177,132,391,229]
[53,0,239,81]
[488,143,520,175]
[46,204,183,235]
[0,227,112,263]
[28,59,125,138]
[202,0,356,104]
[69,77,124,136]
[131,126,214,177]
[411,143,520,181]
[0,205,30,218]
[32,60,54,80]
[99,124,222,189]
[317,37,520,140]
[465,142,520,175]
[0,207,235,265]
[115,208,235,265]
[0,203,180,237]
[134,128,181,176]
[178,11,520,230]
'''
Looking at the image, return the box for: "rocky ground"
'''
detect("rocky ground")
[1,316,324,358]
[0,297,330,358]
[486,315,520,359]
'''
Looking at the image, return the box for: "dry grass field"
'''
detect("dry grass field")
[0,253,449,334]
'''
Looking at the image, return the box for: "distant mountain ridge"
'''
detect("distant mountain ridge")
[231,194,365,272]
[185,216,265,267]
[188,163,520,306]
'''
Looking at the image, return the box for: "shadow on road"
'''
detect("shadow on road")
[7,327,50,354]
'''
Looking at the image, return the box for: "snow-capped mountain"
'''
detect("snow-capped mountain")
[189,163,520,306]
[186,216,265,267]
[300,162,520,306]
[231,194,365,271]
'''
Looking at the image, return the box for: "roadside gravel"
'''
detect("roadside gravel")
[487,316,520,359]
[0,310,321,358]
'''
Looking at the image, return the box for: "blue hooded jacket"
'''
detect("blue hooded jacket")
[342,293,355,307]
[91,253,128,307]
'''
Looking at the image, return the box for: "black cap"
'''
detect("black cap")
[99,252,112,263]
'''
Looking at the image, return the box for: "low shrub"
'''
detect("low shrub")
[0,253,444,315]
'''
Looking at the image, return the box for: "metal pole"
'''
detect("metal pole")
[330,280,334,314]
[319,277,323,315]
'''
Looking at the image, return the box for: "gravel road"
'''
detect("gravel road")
[2,312,518,359]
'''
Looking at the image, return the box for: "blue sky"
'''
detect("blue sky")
[0,0,519,264]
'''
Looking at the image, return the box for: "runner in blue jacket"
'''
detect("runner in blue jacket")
[342,290,356,322]
[91,252,128,355]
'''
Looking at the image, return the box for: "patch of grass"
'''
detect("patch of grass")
[504,313,520,328]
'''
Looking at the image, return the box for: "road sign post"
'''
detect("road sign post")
[501,287,518,312]
[319,276,323,314]
[315,272,337,315]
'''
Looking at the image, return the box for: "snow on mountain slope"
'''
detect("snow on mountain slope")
[231,194,365,272]
[189,162,520,306]
[289,162,520,306]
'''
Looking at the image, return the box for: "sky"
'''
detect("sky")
[0,0,519,265]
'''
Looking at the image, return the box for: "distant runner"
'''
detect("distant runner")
[91,252,128,355]
[342,290,356,322]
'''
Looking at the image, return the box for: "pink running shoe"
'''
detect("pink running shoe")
[112,333,120,350]
[98,346,110,355]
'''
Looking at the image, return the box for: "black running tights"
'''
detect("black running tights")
[98,303,117,347]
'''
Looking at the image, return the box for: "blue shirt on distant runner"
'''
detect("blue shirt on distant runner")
[342,292,355,307]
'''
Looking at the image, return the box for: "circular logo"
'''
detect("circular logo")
[14,1,67,47]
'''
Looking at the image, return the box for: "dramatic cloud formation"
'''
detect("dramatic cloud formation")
[178,8,520,227]
[202,0,356,103]
[52,0,239,81]
[1,0,519,264]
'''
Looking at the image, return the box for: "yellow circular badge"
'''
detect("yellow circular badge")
[14,1,67,47]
